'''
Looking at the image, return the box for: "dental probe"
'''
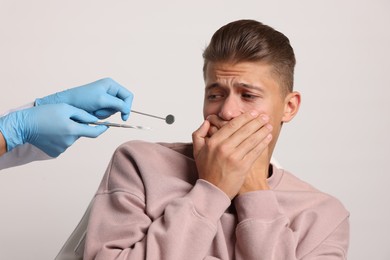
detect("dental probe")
[89,121,151,130]
[131,110,175,125]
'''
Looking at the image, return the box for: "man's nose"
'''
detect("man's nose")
[218,96,242,121]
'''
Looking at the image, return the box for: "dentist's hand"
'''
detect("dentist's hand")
[0,104,107,157]
[35,78,134,121]
[192,112,273,199]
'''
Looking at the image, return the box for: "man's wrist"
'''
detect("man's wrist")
[238,180,270,195]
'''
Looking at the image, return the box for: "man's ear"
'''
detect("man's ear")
[282,91,301,123]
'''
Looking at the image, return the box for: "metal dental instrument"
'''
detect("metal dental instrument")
[89,121,151,130]
[131,110,175,125]
[87,110,174,130]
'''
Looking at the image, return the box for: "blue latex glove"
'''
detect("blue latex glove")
[0,103,107,157]
[35,78,134,121]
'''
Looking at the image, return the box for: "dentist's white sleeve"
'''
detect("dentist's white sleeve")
[0,103,52,170]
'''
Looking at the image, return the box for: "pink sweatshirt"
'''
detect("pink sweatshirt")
[84,140,349,259]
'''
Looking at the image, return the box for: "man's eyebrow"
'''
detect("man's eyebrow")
[205,83,221,90]
[234,82,264,92]
[205,82,265,93]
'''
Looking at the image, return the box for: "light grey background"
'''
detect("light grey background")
[0,0,389,259]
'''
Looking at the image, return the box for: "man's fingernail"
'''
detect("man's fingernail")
[250,111,259,117]
[261,114,269,121]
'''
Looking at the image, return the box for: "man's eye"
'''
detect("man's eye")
[242,93,257,99]
[207,94,223,100]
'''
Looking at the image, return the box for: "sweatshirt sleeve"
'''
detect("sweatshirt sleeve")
[234,190,349,260]
[83,143,231,260]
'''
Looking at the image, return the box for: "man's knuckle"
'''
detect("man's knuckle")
[226,120,238,129]
[217,143,229,154]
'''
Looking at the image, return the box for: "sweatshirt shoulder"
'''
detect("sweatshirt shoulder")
[115,140,193,158]
[274,167,349,216]
[110,140,194,174]
[99,140,196,192]
[273,168,319,192]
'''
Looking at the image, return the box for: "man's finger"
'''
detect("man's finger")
[192,120,210,156]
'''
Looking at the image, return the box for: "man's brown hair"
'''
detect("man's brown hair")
[203,19,296,95]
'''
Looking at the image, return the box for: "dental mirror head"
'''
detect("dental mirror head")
[131,110,175,125]
[165,114,175,124]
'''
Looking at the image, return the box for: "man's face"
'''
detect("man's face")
[203,61,298,152]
